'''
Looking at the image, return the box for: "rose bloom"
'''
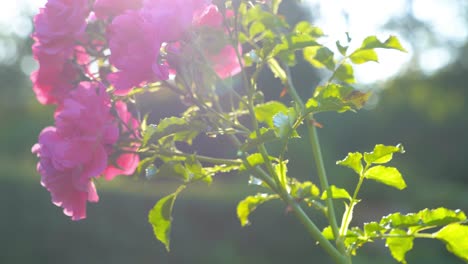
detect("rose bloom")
[107,0,211,94]
[33,82,121,220]
[193,4,242,79]
[32,0,90,57]
[93,0,143,19]
[102,101,140,180]
[32,127,100,221]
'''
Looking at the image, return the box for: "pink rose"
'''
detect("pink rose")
[143,0,210,41]
[106,0,211,94]
[103,101,140,180]
[33,0,90,57]
[208,44,242,79]
[32,127,100,221]
[107,10,163,95]
[93,0,143,19]
[193,4,242,79]
[55,82,119,144]
[31,60,77,105]
[32,82,123,220]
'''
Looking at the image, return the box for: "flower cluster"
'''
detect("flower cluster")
[31,0,242,220]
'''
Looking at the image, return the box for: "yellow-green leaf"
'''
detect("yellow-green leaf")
[386,229,414,264]
[335,63,356,84]
[321,185,351,200]
[304,46,336,70]
[148,186,186,251]
[364,166,406,190]
[254,101,288,128]
[364,144,405,165]
[237,194,279,226]
[337,152,363,175]
[435,224,468,262]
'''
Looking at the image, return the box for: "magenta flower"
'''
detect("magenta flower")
[31,59,77,105]
[107,10,162,95]
[32,0,90,57]
[103,101,140,180]
[193,4,242,79]
[33,82,120,220]
[208,44,243,79]
[31,0,90,104]
[107,0,211,95]
[32,127,100,221]
[55,82,119,145]
[143,0,209,41]
[93,0,143,19]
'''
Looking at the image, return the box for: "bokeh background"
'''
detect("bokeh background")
[1,0,467,263]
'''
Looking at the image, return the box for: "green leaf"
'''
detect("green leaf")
[155,162,190,182]
[141,117,202,147]
[337,152,363,175]
[272,108,299,139]
[290,180,320,199]
[386,229,414,264]
[349,36,406,65]
[344,227,367,255]
[380,212,420,229]
[418,208,467,226]
[321,185,351,200]
[271,21,323,65]
[364,166,407,190]
[349,49,379,64]
[136,156,156,176]
[364,144,405,165]
[241,128,279,152]
[240,153,265,171]
[249,21,266,38]
[359,35,407,52]
[379,208,466,230]
[243,4,287,29]
[237,193,279,226]
[335,63,356,84]
[306,83,370,114]
[363,221,385,237]
[322,226,334,239]
[148,186,186,251]
[313,83,354,110]
[435,224,468,262]
[267,58,287,82]
[254,101,288,128]
[185,157,209,183]
[294,21,324,38]
[274,160,288,190]
[336,40,348,56]
[142,125,158,147]
[303,46,336,70]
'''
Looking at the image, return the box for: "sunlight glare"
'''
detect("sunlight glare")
[303,0,462,84]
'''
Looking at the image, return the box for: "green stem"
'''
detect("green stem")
[283,64,341,242]
[339,174,365,237]
[150,149,243,166]
[287,196,351,264]
[307,122,345,251]
[252,167,349,264]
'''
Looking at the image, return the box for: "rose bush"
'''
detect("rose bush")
[30,1,468,263]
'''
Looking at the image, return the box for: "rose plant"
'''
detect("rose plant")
[31,0,468,263]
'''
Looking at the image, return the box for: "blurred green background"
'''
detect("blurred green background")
[1,1,467,263]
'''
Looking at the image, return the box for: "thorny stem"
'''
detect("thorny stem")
[252,167,349,264]
[282,64,347,259]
